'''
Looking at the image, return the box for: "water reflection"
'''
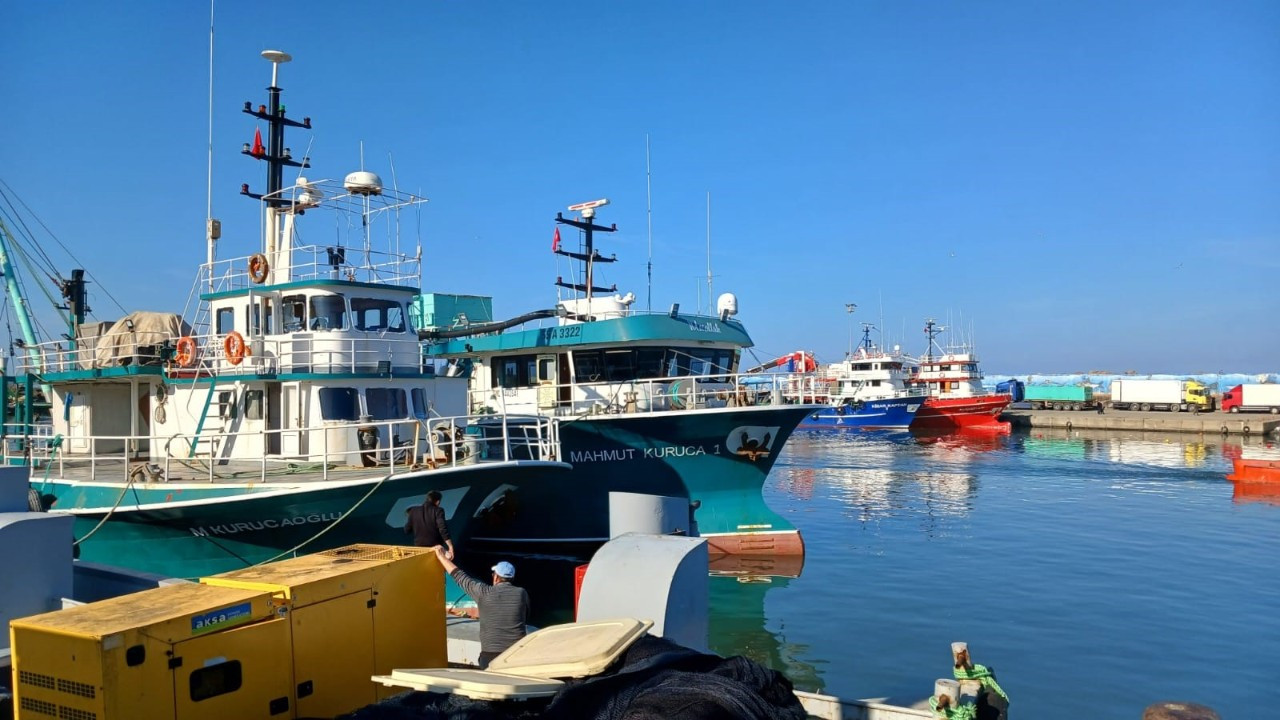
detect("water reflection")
[708,573,823,692]
[775,429,986,522]
[1016,427,1278,470]
[709,552,805,579]
[1232,480,1280,507]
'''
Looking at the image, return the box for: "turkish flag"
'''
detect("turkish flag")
[552,227,561,252]
[252,127,264,156]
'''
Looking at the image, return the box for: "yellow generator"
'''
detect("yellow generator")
[9,544,444,720]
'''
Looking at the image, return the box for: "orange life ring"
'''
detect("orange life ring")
[248,253,270,284]
[174,336,198,368]
[223,331,247,365]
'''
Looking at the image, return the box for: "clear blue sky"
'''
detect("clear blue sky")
[2,1,1276,374]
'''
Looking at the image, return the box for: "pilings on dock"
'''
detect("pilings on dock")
[1002,409,1279,437]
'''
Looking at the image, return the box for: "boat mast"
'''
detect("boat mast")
[205,0,218,291]
[860,323,876,353]
[240,50,311,280]
[555,199,617,311]
[922,318,945,363]
[645,135,653,313]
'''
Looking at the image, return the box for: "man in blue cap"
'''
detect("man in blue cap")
[433,548,530,668]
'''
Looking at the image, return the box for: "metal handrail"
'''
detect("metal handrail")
[468,370,833,417]
[20,331,428,375]
[200,245,421,294]
[4,413,561,485]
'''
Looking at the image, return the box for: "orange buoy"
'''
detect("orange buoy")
[248,253,270,284]
[174,336,198,368]
[223,331,247,365]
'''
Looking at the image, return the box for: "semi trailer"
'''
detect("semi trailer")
[1221,384,1280,414]
[1109,379,1215,413]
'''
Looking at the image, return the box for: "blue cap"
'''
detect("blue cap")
[492,561,516,579]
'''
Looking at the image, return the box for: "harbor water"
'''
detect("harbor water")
[466,426,1278,718]
[709,427,1278,719]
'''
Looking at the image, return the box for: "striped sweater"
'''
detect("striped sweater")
[450,569,530,654]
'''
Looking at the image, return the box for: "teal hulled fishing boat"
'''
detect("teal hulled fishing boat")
[423,202,818,556]
[3,50,569,578]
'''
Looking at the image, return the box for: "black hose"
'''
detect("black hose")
[418,309,559,340]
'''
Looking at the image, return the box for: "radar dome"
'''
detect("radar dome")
[344,171,383,196]
[716,293,738,317]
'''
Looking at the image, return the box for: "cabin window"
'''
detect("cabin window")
[666,349,733,380]
[215,307,235,334]
[281,295,307,333]
[261,298,274,335]
[318,387,359,420]
[309,295,347,331]
[366,388,408,420]
[635,349,665,379]
[243,390,264,420]
[411,388,428,418]
[537,357,556,385]
[604,350,636,381]
[573,351,604,382]
[489,354,535,388]
[351,298,407,333]
[217,390,237,420]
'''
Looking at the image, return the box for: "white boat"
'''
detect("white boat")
[1,50,569,578]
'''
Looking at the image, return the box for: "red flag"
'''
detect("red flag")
[252,127,264,156]
[552,227,561,252]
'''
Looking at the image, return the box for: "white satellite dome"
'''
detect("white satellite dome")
[295,176,323,206]
[344,171,383,196]
[716,292,738,317]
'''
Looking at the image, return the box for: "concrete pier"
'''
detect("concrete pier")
[1003,408,1280,437]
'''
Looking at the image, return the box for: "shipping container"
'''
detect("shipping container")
[1024,384,1095,410]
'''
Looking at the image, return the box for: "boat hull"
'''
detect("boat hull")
[465,405,814,556]
[799,397,923,430]
[1226,458,1280,483]
[911,394,1011,432]
[38,462,570,578]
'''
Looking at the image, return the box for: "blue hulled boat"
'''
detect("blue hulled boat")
[798,324,925,430]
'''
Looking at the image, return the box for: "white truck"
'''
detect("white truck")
[1221,384,1280,414]
[1109,379,1215,413]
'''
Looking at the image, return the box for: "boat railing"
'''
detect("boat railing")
[180,331,427,376]
[468,370,831,418]
[20,332,431,376]
[7,413,560,485]
[200,245,421,295]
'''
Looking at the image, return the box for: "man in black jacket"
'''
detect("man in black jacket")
[405,491,454,559]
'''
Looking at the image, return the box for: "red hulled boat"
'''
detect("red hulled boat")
[907,319,1011,433]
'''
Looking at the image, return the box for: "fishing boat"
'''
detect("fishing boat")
[1,50,570,578]
[906,319,1011,433]
[799,324,925,430]
[422,201,817,556]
